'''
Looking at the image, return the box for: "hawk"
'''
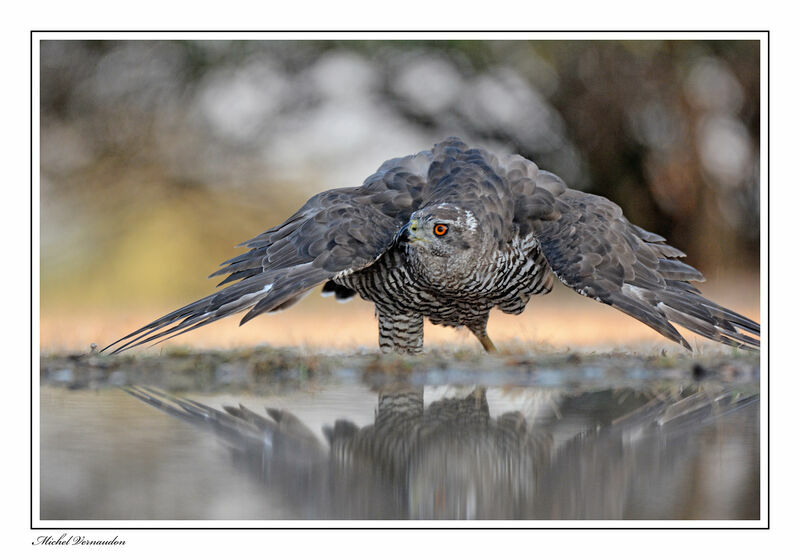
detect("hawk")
[103,137,760,354]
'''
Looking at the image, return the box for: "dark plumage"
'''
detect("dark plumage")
[103,137,760,354]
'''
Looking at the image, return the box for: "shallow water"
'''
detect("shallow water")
[39,357,760,520]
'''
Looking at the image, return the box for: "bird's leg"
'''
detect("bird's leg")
[465,386,489,412]
[377,308,424,354]
[376,386,424,424]
[476,333,497,353]
[468,318,497,353]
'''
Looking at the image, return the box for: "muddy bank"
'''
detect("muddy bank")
[39,345,760,394]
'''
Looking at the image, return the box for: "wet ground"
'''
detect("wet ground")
[39,347,760,521]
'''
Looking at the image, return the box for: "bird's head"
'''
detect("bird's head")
[398,204,494,291]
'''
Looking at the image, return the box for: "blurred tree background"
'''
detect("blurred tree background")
[40,39,760,324]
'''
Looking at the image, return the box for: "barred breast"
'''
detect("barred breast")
[335,235,553,328]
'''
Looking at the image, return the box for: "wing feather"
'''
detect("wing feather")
[516,181,760,351]
[102,153,432,353]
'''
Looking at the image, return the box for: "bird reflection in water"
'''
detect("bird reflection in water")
[124,384,758,520]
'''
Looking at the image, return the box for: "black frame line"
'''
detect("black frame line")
[30,29,770,531]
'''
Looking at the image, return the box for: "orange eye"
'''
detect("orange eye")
[433,223,448,237]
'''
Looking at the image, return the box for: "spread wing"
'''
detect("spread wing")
[102,157,431,354]
[513,170,760,350]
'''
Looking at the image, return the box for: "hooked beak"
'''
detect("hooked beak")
[398,219,423,244]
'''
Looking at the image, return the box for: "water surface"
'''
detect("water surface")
[39,350,760,520]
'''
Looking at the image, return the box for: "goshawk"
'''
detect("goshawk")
[104,137,760,354]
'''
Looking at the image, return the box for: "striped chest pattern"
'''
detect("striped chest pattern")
[337,234,554,327]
